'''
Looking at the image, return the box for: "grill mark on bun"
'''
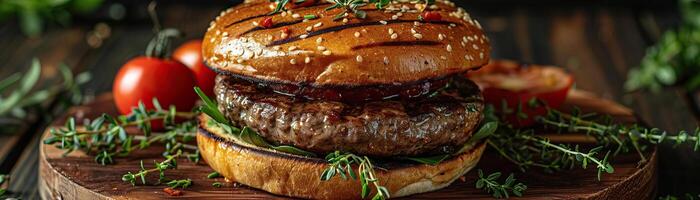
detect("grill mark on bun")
[350,41,443,50]
[239,20,304,36]
[224,3,332,28]
[265,20,459,46]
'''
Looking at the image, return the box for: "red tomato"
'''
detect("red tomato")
[113,56,198,119]
[421,11,442,21]
[173,40,216,97]
[467,60,574,127]
[259,17,274,28]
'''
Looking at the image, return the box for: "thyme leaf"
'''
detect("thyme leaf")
[475,169,527,199]
[321,151,389,199]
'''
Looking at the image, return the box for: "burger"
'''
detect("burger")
[196,0,492,199]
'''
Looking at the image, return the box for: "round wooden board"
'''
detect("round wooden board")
[39,90,657,200]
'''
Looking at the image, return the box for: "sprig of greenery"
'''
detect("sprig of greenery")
[0,0,104,36]
[475,169,527,199]
[122,150,182,186]
[321,151,389,200]
[538,109,700,164]
[0,174,8,197]
[0,58,90,130]
[488,126,615,180]
[43,99,198,165]
[166,178,192,189]
[625,0,700,92]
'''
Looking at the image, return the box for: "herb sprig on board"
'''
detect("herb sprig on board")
[321,151,390,200]
[476,169,527,199]
[0,58,90,132]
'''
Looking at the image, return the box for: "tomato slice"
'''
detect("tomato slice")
[467,60,574,127]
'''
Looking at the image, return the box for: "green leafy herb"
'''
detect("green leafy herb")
[166,178,192,189]
[475,169,527,199]
[625,0,700,92]
[122,150,182,186]
[0,58,89,130]
[0,0,104,36]
[321,151,389,200]
[43,99,198,165]
[268,0,291,15]
[207,172,221,179]
[401,154,449,165]
[0,174,8,197]
[303,14,317,19]
[212,182,223,188]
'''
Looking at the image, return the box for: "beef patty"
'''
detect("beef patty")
[215,75,484,157]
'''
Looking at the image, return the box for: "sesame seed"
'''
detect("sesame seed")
[222,32,228,37]
[474,20,482,29]
[392,15,399,20]
[362,29,368,33]
[216,30,221,35]
[292,14,301,18]
[413,33,423,39]
[472,44,479,50]
[430,4,439,9]
[281,32,289,38]
[305,57,311,63]
[411,28,417,34]
[268,3,275,9]
[446,44,453,52]
[461,41,466,47]
[379,20,388,25]
[317,46,326,51]
[281,12,287,17]
[479,52,484,59]
[450,23,457,27]
[463,36,469,42]
[342,18,349,23]
[252,21,259,26]
[290,58,297,64]
[396,12,403,17]
[391,33,398,39]
[316,37,323,44]
[354,32,361,37]
[306,26,313,32]
[464,54,470,60]
[440,56,447,60]
[388,28,394,35]
[383,56,390,64]
[356,55,363,62]
[303,19,309,22]
[300,34,308,39]
[438,34,445,41]
[414,21,421,26]
[314,22,323,28]
[289,46,298,51]
[322,50,332,55]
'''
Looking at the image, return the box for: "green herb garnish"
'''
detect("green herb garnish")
[475,169,527,199]
[321,151,389,200]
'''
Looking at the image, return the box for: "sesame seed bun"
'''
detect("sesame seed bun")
[202,0,491,86]
[196,114,487,199]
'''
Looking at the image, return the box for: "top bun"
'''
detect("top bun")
[202,0,490,86]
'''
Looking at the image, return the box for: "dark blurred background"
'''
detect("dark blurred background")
[0,0,697,199]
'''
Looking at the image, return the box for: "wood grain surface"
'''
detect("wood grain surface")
[39,90,657,199]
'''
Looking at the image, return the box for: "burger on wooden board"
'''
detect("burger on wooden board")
[196,0,492,198]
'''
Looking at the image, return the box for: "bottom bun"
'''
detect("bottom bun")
[197,114,486,199]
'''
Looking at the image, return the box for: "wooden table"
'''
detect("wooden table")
[1,0,697,199]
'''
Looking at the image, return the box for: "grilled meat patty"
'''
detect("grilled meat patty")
[215,75,484,157]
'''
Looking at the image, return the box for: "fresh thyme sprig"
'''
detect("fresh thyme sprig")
[475,169,527,199]
[166,178,192,189]
[538,108,700,164]
[321,151,390,200]
[122,150,182,186]
[43,99,198,165]
[488,124,615,180]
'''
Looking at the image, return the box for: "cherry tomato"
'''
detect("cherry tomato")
[421,11,442,21]
[467,60,574,127]
[259,17,274,28]
[113,56,198,119]
[174,40,216,97]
